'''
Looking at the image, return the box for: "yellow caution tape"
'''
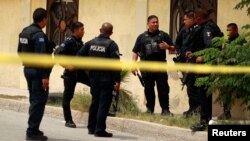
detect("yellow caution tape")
[0,53,250,74]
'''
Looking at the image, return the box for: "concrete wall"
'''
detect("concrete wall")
[217,0,250,34]
[0,0,47,89]
[0,0,29,88]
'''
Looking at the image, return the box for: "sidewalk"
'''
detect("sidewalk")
[0,87,28,96]
[0,87,207,141]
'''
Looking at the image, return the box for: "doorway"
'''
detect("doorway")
[47,0,79,46]
[170,0,217,41]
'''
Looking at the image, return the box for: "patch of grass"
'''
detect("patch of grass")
[109,88,141,115]
[46,92,63,107]
[46,90,199,129]
[71,93,91,112]
[0,94,27,100]
[118,112,199,128]
[46,92,91,113]
[0,91,199,129]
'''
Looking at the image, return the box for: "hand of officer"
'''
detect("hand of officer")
[114,82,120,91]
[159,41,175,53]
[42,78,49,90]
[65,65,75,71]
[132,69,138,76]
[159,41,170,49]
[196,56,204,63]
[186,51,192,59]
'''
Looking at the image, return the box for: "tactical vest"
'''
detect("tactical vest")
[18,25,42,53]
[141,31,165,59]
[88,38,113,57]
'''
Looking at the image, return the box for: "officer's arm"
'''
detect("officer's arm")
[56,39,73,55]
[175,30,183,54]
[17,40,22,54]
[131,36,142,75]
[60,41,76,71]
[160,41,175,50]
[110,42,121,83]
[77,41,90,56]
[34,33,48,54]
[160,33,175,52]
[131,52,139,76]
[33,33,51,79]
[110,43,120,59]
[132,52,138,62]
[132,35,141,54]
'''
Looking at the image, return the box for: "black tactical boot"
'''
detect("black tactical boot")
[161,109,174,116]
[65,120,76,128]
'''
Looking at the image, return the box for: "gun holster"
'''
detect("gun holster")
[181,72,189,84]
[61,70,76,80]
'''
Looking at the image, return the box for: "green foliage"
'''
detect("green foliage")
[109,70,141,114]
[193,0,250,109]
[234,0,250,29]
[111,88,141,114]
[234,0,250,17]
[120,69,130,82]
[193,34,250,110]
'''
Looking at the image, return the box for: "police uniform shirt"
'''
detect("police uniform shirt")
[77,34,121,83]
[132,30,174,61]
[175,24,200,62]
[18,23,51,79]
[175,27,187,54]
[32,27,49,54]
[200,20,223,49]
[58,35,83,56]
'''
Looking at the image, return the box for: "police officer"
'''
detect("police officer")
[175,10,200,118]
[189,8,223,131]
[218,23,247,120]
[55,21,90,128]
[77,22,120,137]
[17,8,52,140]
[226,23,247,44]
[132,15,175,115]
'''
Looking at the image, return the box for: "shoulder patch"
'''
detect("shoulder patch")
[39,38,45,42]
[60,43,65,48]
[206,32,211,37]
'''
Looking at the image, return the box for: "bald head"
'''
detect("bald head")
[100,22,113,35]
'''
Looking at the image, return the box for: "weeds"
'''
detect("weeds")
[45,90,199,129]
[0,88,199,129]
[0,94,26,100]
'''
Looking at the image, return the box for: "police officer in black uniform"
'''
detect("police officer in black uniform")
[17,8,52,140]
[55,21,90,128]
[190,8,223,131]
[218,23,247,120]
[175,10,200,118]
[77,22,120,137]
[132,15,175,115]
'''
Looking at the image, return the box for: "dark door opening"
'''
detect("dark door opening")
[170,0,217,41]
[47,0,79,46]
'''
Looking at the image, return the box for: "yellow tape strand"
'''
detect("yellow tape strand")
[1,53,250,74]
